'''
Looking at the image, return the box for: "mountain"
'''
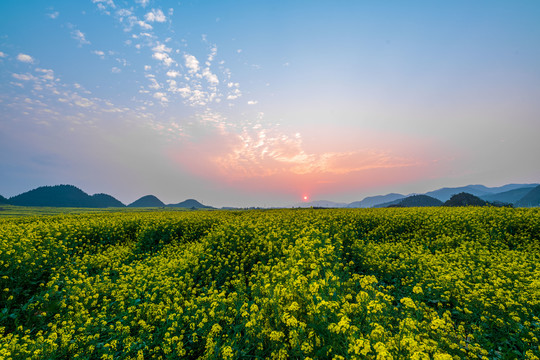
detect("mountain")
[348,193,405,208]
[8,185,124,208]
[391,194,443,207]
[426,185,492,202]
[443,192,488,207]
[425,184,538,202]
[480,187,535,204]
[91,193,125,207]
[0,194,10,204]
[167,199,214,209]
[515,185,540,207]
[293,200,348,208]
[128,195,165,207]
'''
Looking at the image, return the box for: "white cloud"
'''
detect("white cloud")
[72,30,90,45]
[147,77,160,90]
[137,0,150,7]
[166,70,181,78]
[12,73,36,81]
[93,50,105,58]
[116,9,131,17]
[152,52,174,66]
[151,43,174,66]
[247,100,258,105]
[0,51,6,58]
[111,67,121,73]
[47,11,59,19]
[137,20,152,30]
[144,65,152,71]
[153,43,171,53]
[92,0,115,8]
[227,89,241,100]
[145,9,166,23]
[184,54,200,73]
[17,53,34,63]
[202,68,219,85]
[153,92,168,102]
[35,68,54,81]
[207,45,217,62]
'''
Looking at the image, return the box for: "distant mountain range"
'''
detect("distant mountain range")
[1,185,213,209]
[295,183,540,208]
[1,183,539,209]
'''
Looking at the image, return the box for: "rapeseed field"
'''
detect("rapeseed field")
[1,208,539,359]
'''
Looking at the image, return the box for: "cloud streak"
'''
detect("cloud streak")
[16,53,34,63]
[71,29,90,45]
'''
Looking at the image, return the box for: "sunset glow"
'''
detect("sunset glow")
[1,1,539,207]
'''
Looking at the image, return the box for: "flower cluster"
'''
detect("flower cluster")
[0,207,539,359]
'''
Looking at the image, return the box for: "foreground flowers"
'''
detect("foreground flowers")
[1,207,539,359]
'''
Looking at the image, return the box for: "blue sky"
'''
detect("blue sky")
[1,1,539,207]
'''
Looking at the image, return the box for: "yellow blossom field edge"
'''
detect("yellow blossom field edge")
[0,207,539,359]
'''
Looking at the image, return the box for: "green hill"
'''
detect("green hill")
[167,199,213,209]
[515,185,540,207]
[0,194,10,205]
[392,194,443,207]
[444,192,488,207]
[9,185,124,208]
[90,193,126,207]
[128,195,165,207]
[480,187,537,204]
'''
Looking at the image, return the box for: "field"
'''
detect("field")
[1,208,539,359]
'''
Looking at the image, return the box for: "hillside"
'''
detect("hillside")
[480,187,534,204]
[167,199,213,209]
[128,195,165,207]
[348,193,405,208]
[0,194,10,205]
[9,185,124,208]
[425,184,538,202]
[444,192,488,207]
[515,185,540,207]
[90,193,125,207]
[393,194,443,207]
[426,185,491,202]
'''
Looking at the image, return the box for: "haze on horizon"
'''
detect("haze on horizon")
[1,1,539,208]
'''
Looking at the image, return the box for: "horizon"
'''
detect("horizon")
[3,181,539,208]
[2,1,540,208]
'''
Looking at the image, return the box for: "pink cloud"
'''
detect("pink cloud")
[166,124,442,198]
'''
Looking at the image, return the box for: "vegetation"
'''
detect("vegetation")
[384,195,443,208]
[443,193,488,207]
[516,185,540,207]
[1,207,539,359]
[8,185,126,208]
[128,195,166,208]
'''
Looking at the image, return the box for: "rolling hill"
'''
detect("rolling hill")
[348,193,405,208]
[0,194,10,205]
[393,194,443,207]
[167,199,214,209]
[443,193,488,207]
[128,195,165,207]
[480,187,535,204]
[515,185,540,207]
[8,185,125,208]
[91,193,125,207]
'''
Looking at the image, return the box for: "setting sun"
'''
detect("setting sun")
[303,195,308,201]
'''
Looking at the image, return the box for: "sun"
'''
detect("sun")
[303,195,308,201]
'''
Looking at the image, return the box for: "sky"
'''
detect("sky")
[1,1,540,207]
